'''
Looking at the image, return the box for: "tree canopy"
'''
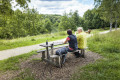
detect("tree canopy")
[0,0,119,39]
[0,0,30,15]
[94,0,120,31]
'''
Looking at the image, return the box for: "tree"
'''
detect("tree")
[72,10,80,28]
[58,14,71,30]
[58,11,81,31]
[0,0,30,15]
[94,0,120,31]
[83,9,109,30]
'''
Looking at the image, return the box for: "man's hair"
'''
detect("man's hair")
[67,29,72,35]
[77,27,84,32]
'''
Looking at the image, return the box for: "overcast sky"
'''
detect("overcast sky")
[12,0,94,17]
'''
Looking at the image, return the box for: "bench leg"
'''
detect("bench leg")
[81,49,85,58]
[56,56,61,68]
[42,51,45,61]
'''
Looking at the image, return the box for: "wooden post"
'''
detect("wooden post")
[81,49,85,58]
[51,43,54,62]
[46,40,50,59]
[56,56,61,67]
[42,51,45,61]
[46,46,50,59]
[51,43,54,55]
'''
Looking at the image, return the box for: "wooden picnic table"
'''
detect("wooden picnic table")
[39,43,54,60]
[38,41,87,68]
[38,41,68,67]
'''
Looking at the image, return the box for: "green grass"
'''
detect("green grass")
[91,28,108,34]
[13,68,36,80]
[0,31,67,51]
[0,28,119,80]
[90,27,120,34]
[71,29,120,80]
[0,43,67,72]
[0,28,112,51]
[0,50,38,72]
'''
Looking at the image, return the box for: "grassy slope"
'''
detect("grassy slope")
[71,29,120,80]
[91,28,107,34]
[0,29,108,51]
[0,31,67,51]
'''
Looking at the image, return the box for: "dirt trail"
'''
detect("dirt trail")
[0,50,102,80]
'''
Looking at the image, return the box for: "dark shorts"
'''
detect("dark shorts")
[67,48,75,52]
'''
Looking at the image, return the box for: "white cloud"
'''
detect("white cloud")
[12,0,94,17]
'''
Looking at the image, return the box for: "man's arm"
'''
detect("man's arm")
[64,39,68,44]
[77,34,80,42]
[75,31,78,35]
[63,37,70,44]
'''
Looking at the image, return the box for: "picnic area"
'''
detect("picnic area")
[0,0,120,80]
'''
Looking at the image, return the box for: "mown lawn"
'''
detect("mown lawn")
[71,29,120,80]
[0,31,67,51]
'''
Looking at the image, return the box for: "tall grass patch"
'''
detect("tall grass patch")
[88,30,120,53]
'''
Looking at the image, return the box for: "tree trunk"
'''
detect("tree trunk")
[115,19,117,30]
[110,21,112,32]
[4,13,5,27]
[110,9,112,32]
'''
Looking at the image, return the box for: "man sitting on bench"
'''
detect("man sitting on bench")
[64,29,80,58]
[75,27,87,57]
[55,29,78,64]
[64,29,78,52]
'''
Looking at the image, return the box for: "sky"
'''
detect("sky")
[12,0,95,17]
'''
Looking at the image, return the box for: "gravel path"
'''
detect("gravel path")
[0,39,65,60]
[0,29,119,60]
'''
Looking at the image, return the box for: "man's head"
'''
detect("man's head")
[77,27,83,33]
[88,29,91,34]
[67,29,72,35]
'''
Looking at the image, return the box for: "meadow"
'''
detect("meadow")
[71,29,120,80]
[0,31,67,51]
[0,28,109,51]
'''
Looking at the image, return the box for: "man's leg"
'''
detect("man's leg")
[61,47,68,64]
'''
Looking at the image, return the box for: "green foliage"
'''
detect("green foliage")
[94,0,120,30]
[0,8,62,39]
[58,10,80,31]
[83,9,109,29]
[71,29,120,80]
[0,0,30,15]
[0,2,119,39]
[0,7,117,39]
